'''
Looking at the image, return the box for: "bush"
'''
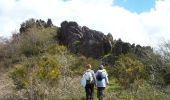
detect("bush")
[37,55,61,82]
[10,64,28,89]
[113,53,147,88]
[17,26,57,56]
[9,44,85,99]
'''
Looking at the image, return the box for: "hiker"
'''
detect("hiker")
[96,65,109,100]
[81,64,96,100]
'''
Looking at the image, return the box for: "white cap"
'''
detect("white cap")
[99,65,104,70]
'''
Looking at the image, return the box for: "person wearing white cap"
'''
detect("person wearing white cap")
[95,65,109,100]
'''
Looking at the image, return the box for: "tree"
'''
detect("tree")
[159,40,170,60]
[20,18,36,33]
[46,18,53,27]
[157,40,170,85]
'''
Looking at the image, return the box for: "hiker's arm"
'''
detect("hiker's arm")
[104,69,108,77]
[92,71,97,86]
[105,74,109,85]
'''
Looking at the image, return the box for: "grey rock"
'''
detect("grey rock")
[58,21,113,58]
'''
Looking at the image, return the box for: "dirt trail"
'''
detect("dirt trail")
[0,71,14,100]
[0,70,28,100]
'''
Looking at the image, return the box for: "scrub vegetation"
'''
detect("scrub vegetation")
[0,19,170,100]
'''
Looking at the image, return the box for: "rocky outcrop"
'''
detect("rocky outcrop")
[57,20,153,63]
[113,39,132,56]
[58,21,112,58]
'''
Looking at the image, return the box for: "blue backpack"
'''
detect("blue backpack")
[96,71,104,81]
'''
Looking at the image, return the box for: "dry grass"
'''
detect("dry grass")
[0,71,17,100]
[0,68,29,100]
[24,76,84,100]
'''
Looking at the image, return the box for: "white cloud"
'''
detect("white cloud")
[0,0,170,47]
[140,0,170,47]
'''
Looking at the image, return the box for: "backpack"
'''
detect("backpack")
[84,71,94,84]
[96,71,104,81]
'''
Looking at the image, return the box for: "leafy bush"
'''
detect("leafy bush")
[10,64,28,89]
[113,53,147,88]
[9,43,85,99]
[18,26,57,56]
[47,45,67,55]
[37,55,61,82]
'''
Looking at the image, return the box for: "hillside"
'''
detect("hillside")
[0,18,170,100]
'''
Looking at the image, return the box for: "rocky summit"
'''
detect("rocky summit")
[58,21,112,58]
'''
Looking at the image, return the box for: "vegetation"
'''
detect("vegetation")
[0,18,170,99]
[113,53,147,88]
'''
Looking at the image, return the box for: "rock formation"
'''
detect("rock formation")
[58,21,112,58]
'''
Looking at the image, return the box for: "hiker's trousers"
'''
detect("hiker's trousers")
[85,83,94,100]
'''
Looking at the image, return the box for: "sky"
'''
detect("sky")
[0,0,170,47]
[114,0,155,13]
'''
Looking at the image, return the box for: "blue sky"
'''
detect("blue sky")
[0,0,170,47]
[114,0,155,13]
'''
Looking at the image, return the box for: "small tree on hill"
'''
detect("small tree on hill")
[46,18,53,27]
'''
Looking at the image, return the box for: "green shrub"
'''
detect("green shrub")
[37,55,61,81]
[47,45,67,55]
[113,53,147,88]
[10,64,28,89]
